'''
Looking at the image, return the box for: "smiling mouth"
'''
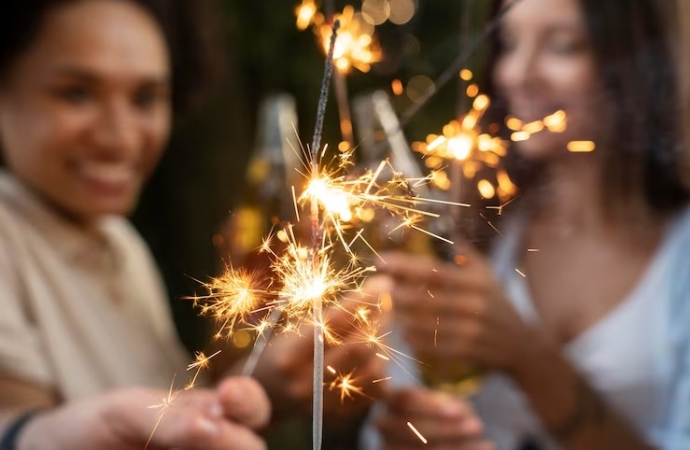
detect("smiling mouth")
[76,161,138,194]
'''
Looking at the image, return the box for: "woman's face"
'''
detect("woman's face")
[0,0,171,222]
[494,0,604,159]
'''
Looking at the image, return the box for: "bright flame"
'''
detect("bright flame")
[314,6,382,73]
[192,269,270,340]
[329,370,365,402]
[185,350,222,390]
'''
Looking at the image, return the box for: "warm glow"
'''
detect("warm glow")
[477,179,496,199]
[391,78,404,96]
[295,0,318,30]
[544,110,567,132]
[567,140,596,152]
[460,68,473,81]
[389,0,416,25]
[448,134,474,160]
[362,0,391,25]
[506,116,523,131]
[522,120,544,134]
[511,131,530,142]
[317,6,382,73]
[466,83,480,97]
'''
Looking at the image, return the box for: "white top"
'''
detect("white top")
[361,206,690,450]
[0,171,191,399]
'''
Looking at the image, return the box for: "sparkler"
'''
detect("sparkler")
[307,19,340,448]
[186,17,452,447]
[145,376,180,450]
[186,350,222,390]
[299,3,382,151]
[407,421,428,444]
[184,1,571,447]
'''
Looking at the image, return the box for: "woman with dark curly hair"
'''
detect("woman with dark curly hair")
[367,0,690,449]
[0,1,269,448]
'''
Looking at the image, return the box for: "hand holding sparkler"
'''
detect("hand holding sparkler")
[379,248,542,391]
[375,386,494,450]
[238,288,388,424]
[17,378,270,450]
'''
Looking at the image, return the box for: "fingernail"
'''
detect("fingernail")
[433,392,460,415]
[209,400,223,418]
[459,417,482,434]
[224,380,245,407]
[196,417,220,436]
[440,402,462,415]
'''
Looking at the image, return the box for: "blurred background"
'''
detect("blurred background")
[133,0,490,352]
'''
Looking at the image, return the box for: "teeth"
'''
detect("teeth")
[80,162,134,185]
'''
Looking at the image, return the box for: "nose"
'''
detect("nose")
[494,44,541,96]
[92,98,141,159]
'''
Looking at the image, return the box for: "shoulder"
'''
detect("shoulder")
[100,216,154,260]
[100,216,164,287]
[661,206,690,331]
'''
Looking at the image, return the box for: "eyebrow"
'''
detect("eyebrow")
[45,65,170,85]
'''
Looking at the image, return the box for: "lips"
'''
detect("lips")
[76,161,137,195]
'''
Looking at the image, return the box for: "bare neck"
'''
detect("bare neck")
[529,154,660,239]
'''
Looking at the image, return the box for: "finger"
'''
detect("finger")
[377,412,485,446]
[379,251,490,291]
[157,415,267,450]
[391,286,486,320]
[217,377,271,429]
[382,441,495,450]
[384,387,476,419]
[209,420,267,450]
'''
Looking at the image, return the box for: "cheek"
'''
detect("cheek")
[546,61,602,125]
[492,57,514,95]
[0,100,64,170]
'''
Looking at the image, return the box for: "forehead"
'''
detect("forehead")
[502,0,585,30]
[12,0,169,80]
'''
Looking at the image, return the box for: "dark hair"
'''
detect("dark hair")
[484,0,690,213]
[0,0,222,114]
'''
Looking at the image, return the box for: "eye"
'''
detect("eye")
[57,85,93,104]
[133,85,170,110]
[497,31,518,54]
[548,32,588,55]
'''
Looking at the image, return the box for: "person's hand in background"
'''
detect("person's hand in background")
[376,385,494,450]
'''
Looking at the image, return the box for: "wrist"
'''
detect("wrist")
[3,410,44,450]
[508,327,558,383]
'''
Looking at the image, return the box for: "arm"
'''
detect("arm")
[510,334,656,450]
[0,376,56,443]
[381,250,656,450]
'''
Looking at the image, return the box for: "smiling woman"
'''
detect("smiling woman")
[0,0,172,221]
[365,0,690,449]
[0,1,270,449]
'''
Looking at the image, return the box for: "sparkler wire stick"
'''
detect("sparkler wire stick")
[241,308,283,377]
[310,19,340,450]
